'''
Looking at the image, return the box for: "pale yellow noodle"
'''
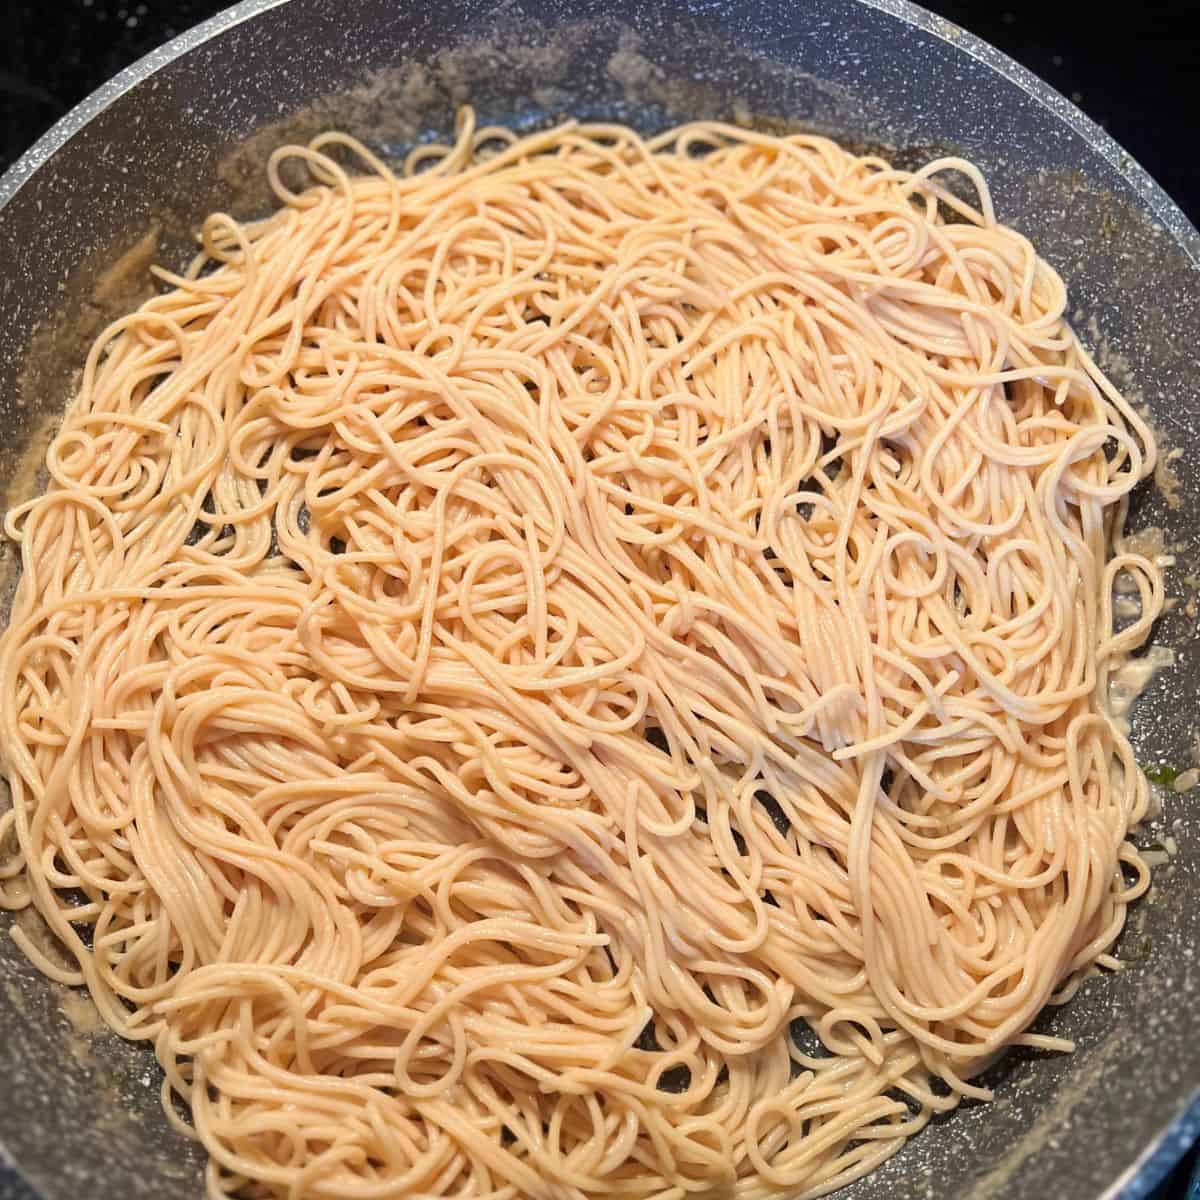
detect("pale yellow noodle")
[0,109,1164,1200]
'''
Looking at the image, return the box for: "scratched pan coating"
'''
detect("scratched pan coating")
[1,2,1199,1198]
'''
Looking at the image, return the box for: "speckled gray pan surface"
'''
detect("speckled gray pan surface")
[1,2,1199,1199]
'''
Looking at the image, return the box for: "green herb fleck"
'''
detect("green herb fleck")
[1142,763,1181,787]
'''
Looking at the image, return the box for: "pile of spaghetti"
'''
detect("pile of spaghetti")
[0,109,1165,1199]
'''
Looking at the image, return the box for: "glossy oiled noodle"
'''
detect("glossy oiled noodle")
[0,109,1164,1199]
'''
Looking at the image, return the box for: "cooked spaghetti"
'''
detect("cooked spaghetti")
[0,109,1165,1199]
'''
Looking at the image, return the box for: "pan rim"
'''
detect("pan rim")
[1,0,1199,272]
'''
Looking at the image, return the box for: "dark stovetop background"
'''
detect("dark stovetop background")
[1,2,1198,1200]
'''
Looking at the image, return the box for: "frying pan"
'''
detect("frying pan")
[1,2,1199,1198]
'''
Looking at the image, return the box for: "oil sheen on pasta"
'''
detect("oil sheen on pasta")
[0,109,1165,1199]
